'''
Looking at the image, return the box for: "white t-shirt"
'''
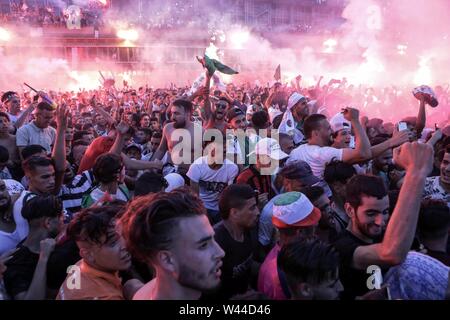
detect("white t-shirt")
[187,156,239,211]
[0,229,22,256]
[287,144,343,180]
[12,190,35,241]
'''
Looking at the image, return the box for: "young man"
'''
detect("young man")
[213,184,260,299]
[323,160,357,235]
[16,102,56,156]
[301,186,337,243]
[278,239,343,300]
[278,92,310,145]
[187,139,239,224]
[257,191,321,300]
[417,199,450,266]
[142,131,163,161]
[121,189,225,300]
[258,160,320,253]
[0,112,19,167]
[3,195,64,300]
[82,153,130,208]
[288,109,371,191]
[237,137,288,202]
[57,206,133,300]
[423,144,450,206]
[333,141,434,300]
[225,107,248,168]
[0,179,23,256]
[153,99,202,175]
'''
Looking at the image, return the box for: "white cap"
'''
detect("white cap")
[251,137,289,160]
[164,173,185,192]
[287,92,306,111]
[330,112,351,133]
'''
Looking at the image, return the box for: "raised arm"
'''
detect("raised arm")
[415,96,426,138]
[92,100,116,126]
[342,108,372,163]
[351,142,433,270]
[51,104,68,195]
[14,102,36,129]
[152,124,169,160]
[370,130,411,158]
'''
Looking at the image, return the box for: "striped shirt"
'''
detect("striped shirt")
[60,170,95,217]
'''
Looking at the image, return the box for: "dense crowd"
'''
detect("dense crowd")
[0,1,104,28]
[0,66,449,300]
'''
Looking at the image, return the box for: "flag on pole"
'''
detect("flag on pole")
[197,55,239,77]
[274,64,281,81]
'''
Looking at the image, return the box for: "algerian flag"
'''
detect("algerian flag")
[198,55,238,77]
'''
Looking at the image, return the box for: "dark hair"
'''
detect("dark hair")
[134,172,167,197]
[172,99,193,114]
[81,112,92,118]
[251,111,270,129]
[82,123,94,131]
[151,131,162,139]
[418,199,450,240]
[21,145,47,160]
[150,117,158,122]
[345,174,388,209]
[1,91,17,103]
[67,204,125,245]
[73,130,90,141]
[137,127,152,137]
[0,111,10,121]
[140,113,150,121]
[0,145,9,163]
[303,114,327,139]
[23,156,53,174]
[36,102,54,112]
[278,239,340,286]
[324,160,357,184]
[93,153,123,184]
[72,139,90,148]
[120,188,206,263]
[22,195,62,221]
[272,114,283,130]
[219,184,256,220]
[300,186,325,203]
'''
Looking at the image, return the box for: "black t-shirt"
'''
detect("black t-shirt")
[333,230,373,300]
[46,238,81,290]
[3,245,39,299]
[211,222,257,299]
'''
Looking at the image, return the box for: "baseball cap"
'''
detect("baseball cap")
[330,112,352,133]
[164,173,185,192]
[251,138,288,160]
[286,92,306,111]
[278,160,320,186]
[272,192,321,228]
[226,107,245,122]
[125,143,142,153]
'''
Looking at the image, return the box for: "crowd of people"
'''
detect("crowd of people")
[0,1,104,28]
[0,63,449,301]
